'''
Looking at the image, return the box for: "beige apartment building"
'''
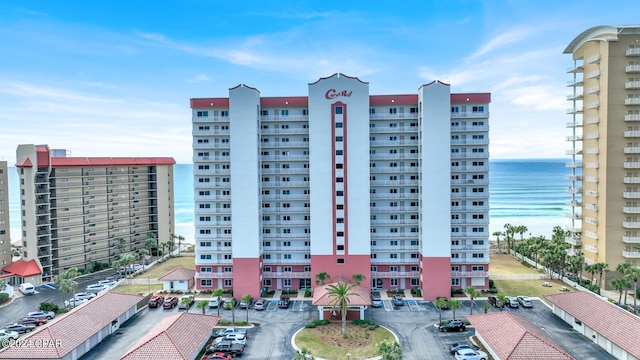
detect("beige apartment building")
[0,161,11,269]
[565,25,640,286]
[16,144,175,281]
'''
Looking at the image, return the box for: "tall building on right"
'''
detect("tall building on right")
[565,25,640,286]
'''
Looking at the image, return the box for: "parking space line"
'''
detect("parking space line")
[383,300,394,311]
[266,300,278,311]
[407,300,422,311]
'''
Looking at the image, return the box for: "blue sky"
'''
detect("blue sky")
[1,1,639,164]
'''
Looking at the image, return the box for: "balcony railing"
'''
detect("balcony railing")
[626,114,640,121]
[623,251,640,258]
[623,221,640,228]
[371,271,419,278]
[195,272,233,279]
[262,271,311,279]
[625,81,640,89]
[451,271,488,278]
[625,98,640,106]
[626,64,640,73]
[623,236,640,243]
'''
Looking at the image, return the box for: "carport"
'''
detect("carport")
[312,282,371,321]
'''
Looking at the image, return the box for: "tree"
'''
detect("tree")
[228,298,237,323]
[145,232,157,255]
[617,263,633,304]
[242,294,252,323]
[449,299,462,320]
[170,234,185,256]
[192,299,206,314]
[464,287,481,315]
[378,340,403,360]
[327,280,357,338]
[54,267,80,306]
[503,223,515,252]
[315,272,330,286]
[116,237,127,254]
[213,288,224,317]
[515,225,528,258]
[596,262,609,288]
[611,278,630,305]
[351,273,366,286]
[625,267,640,314]
[585,264,597,284]
[168,234,177,257]
[483,301,491,314]
[497,294,507,311]
[138,249,150,265]
[293,348,315,360]
[181,296,193,312]
[434,297,446,324]
[492,231,503,254]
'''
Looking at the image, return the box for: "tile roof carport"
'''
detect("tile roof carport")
[545,290,640,359]
[0,292,144,360]
[119,312,220,360]
[312,282,371,320]
[467,312,575,360]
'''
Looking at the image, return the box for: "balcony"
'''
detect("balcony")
[369,153,419,160]
[370,258,418,265]
[370,140,419,147]
[623,251,640,258]
[624,176,640,184]
[566,120,583,128]
[567,186,582,194]
[565,212,581,220]
[450,257,489,264]
[585,244,598,254]
[623,236,640,243]
[449,111,489,119]
[263,271,311,279]
[261,155,309,162]
[567,174,582,181]
[371,245,418,252]
[261,141,309,148]
[626,81,640,89]
[625,98,640,106]
[262,258,310,265]
[567,79,584,87]
[567,64,584,73]
[261,128,309,135]
[626,130,640,137]
[195,272,233,279]
[626,64,640,73]
[623,221,640,228]
[586,87,600,94]
[370,180,419,186]
[566,136,583,142]
[624,162,640,169]
[565,236,582,246]
[370,126,418,134]
[450,138,490,146]
[451,271,488,278]
[626,114,640,121]
[260,114,309,122]
[263,246,310,252]
[369,113,419,120]
[262,181,310,187]
[261,168,309,175]
[371,271,419,278]
[625,146,640,154]
[587,54,601,63]
[566,108,583,114]
[450,124,490,132]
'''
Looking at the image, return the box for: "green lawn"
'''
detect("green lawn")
[492,278,572,298]
[133,256,195,279]
[113,284,163,295]
[294,324,395,360]
[490,254,543,275]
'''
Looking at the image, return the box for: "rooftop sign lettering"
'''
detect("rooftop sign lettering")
[325,89,353,99]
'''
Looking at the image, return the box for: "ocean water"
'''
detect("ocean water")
[6,159,571,244]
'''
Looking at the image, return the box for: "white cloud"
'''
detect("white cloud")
[187,74,211,83]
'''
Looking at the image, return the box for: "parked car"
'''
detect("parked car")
[85,284,106,293]
[126,263,144,272]
[215,328,247,338]
[209,298,220,308]
[26,311,55,320]
[19,283,35,295]
[439,320,466,332]
[392,295,404,307]
[214,333,247,345]
[3,323,36,334]
[148,295,165,308]
[105,274,122,281]
[202,352,232,360]
[207,341,245,358]
[64,298,88,307]
[450,343,480,355]
[517,295,533,308]
[504,296,519,308]
[239,297,253,309]
[454,348,488,360]
[17,317,47,326]
[487,295,503,308]
[178,295,195,310]
[163,296,178,309]
[223,297,237,310]
[370,291,383,308]
[0,329,19,341]
[436,297,450,309]
[73,292,97,301]
[278,296,290,309]
[98,280,117,288]
[253,299,266,311]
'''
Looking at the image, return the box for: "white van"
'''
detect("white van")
[19,282,35,295]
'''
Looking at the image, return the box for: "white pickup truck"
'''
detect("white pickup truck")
[214,327,247,338]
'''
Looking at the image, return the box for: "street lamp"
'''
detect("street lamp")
[346,353,351,360]
[147,274,151,295]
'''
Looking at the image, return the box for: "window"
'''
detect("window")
[336,150,343,155]
[336,122,343,128]
[451,278,460,286]
[390,279,398,286]
[337,245,344,251]
[197,111,208,117]
[336,136,343,141]
[224,279,233,287]
[200,254,212,260]
[201,279,212,287]
[335,107,343,115]
[337,258,345,264]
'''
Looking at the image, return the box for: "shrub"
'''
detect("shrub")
[488,288,498,293]
[39,301,59,313]
[218,320,231,325]
[368,324,378,330]
[304,288,311,297]
[488,280,495,288]
[305,323,317,328]
[0,293,9,304]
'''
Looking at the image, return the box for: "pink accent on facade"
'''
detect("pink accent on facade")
[190,98,230,108]
[232,258,262,299]
[260,96,308,107]
[451,93,491,103]
[48,157,176,167]
[36,145,50,167]
[369,94,420,106]
[311,255,370,286]
[420,256,451,300]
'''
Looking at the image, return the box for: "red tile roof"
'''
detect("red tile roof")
[2,259,41,277]
[545,290,640,358]
[467,312,574,360]
[15,157,33,167]
[312,281,371,306]
[119,313,220,360]
[158,267,196,281]
[0,292,144,359]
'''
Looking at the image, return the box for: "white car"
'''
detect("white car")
[73,292,96,301]
[26,311,55,320]
[454,348,488,360]
[208,298,220,308]
[517,295,533,308]
[98,280,117,288]
[214,333,247,345]
[85,284,105,293]
[0,329,19,341]
[64,298,88,307]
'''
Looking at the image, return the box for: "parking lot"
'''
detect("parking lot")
[1,289,615,360]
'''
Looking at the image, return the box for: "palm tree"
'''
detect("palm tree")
[515,225,528,258]
[228,298,237,323]
[55,267,80,306]
[145,232,157,255]
[196,300,208,314]
[503,223,515,252]
[315,272,330,286]
[327,280,357,338]
[351,273,366,286]
[168,234,177,257]
[497,294,507,311]
[625,267,640,313]
[464,287,481,315]
[611,278,630,305]
[434,297,446,324]
[585,264,597,285]
[116,237,127,254]
[213,288,224,317]
[138,249,150,265]
[492,231,503,254]
[242,294,252,323]
[449,299,462,320]
[596,262,609,288]
[378,340,403,360]
[617,263,633,304]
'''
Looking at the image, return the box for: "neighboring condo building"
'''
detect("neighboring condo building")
[0,161,11,268]
[16,144,175,281]
[191,74,490,299]
[565,25,640,286]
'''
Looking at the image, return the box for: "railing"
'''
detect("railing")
[262,271,311,279]
[371,271,419,278]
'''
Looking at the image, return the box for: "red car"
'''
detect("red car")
[202,352,231,360]
[18,317,47,326]
[163,297,178,309]
[148,295,165,308]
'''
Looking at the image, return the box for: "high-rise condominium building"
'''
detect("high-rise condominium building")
[191,74,490,299]
[565,25,640,286]
[16,144,175,281]
[0,161,11,268]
